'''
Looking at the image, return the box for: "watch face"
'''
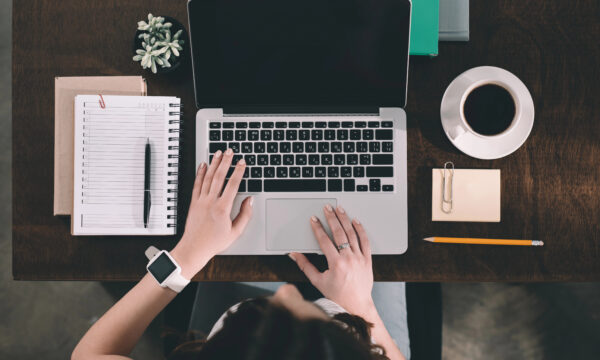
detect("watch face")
[148,253,177,283]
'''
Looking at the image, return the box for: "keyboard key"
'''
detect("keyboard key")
[226,167,235,178]
[261,130,272,141]
[277,167,288,178]
[367,167,394,177]
[264,179,326,192]
[383,185,394,192]
[382,121,393,128]
[296,155,307,165]
[342,121,353,128]
[337,129,348,140]
[274,130,285,140]
[299,130,310,140]
[283,154,294,165]
[242,142,252,153]
[249,122,261,128]
[262,122,274,128]
[347,154,358,165]
[309,154,320,165]
[228,142,240,153]
[254,142,265,153]
[248,180,262,192]
[302,167,313,177]
[276,122,287,128]
[321,154,333,165]
[328,179,342,191]
[264,167,275,178]
[236,122,247,128]
[382,142,393,152]
[257,155,268,165]
[343,142,355,152]
[290,167,301,178]
[305,142,317,153]
[270,154,281,165]
[315,122,327,128]
[209,122,221,128]
[341,166,352,177]
[318,142,329,153]
[238,180,246,192]
[353,166,365,177]
[334,154,345,165]
[223,122,235,128]
[222,130,234,141]
[311,130,323,140]
[267,142,278,153]
[350,130,361,140]
[373,154,393,165]
[357,142,368,152]
[280,142,291,153]
[369,179,381,191]
[369,142,380,152]
[289,121,301,128]
[243,167,250,178]
[363,129,374,140]
[376,129,393,140]
[293,142,304,153]
[368,121,379,128]
[209,131,220,141]
[360,154,371,165]
[316,167,326,177]
[328,167,339,177]
[331,142,342,152]
[324,130,336,140]
[302,122,314,128]
[248,130,259,140]
[286,130,297,140]
[344,179,355,191]
[329,121,340,128]
[357,185,368,191]
[245,155,256,165]
[233,154,243,163]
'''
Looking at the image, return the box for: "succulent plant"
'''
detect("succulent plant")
[133,14,184,73]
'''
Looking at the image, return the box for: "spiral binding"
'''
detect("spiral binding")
[166,102,183,230]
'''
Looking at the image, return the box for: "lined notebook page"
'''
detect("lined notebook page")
[72,95,180,235]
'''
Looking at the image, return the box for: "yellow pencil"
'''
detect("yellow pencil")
[423,237,544,246]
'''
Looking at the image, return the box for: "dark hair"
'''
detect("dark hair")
[167,297,388,360]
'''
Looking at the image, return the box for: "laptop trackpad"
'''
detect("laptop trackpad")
[266,198,336,251]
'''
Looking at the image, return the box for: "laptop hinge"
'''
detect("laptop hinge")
[223,106,380,116]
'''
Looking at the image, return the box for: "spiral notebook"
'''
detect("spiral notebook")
[72,95,181,235]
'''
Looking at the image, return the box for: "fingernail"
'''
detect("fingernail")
[287,253,296,262]
[325,204,333,212]
[353,218,361,225]
[215,150,222,158]
[238,158,246,165]
[248,196,254,206]
[200,162,206,169]
[310,215,318,222]
[225,148,233,155]
[337,205,345,214]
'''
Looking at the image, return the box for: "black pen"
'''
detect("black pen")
[143,138,151,228]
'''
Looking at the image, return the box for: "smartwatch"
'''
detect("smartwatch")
[145,246,190,293]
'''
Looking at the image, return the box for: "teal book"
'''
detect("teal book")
[409,0,439,56]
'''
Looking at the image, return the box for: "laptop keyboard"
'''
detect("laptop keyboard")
[208,120,395,192]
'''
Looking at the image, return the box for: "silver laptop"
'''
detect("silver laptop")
[188,0,411,254]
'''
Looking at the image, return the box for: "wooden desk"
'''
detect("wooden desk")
[12,0,600,281]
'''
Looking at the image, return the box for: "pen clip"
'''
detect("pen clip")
[442,162,454,214]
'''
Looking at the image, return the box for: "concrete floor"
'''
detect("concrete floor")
[1,1,599,359]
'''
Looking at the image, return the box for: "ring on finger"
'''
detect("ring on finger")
[336,242,350,251]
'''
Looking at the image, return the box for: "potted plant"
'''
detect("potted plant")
[133,13,187,74]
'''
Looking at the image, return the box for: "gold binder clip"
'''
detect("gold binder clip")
[442,162,454,214]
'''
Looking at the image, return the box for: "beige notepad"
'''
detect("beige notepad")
[54,76,147,215]
[432,168,501,222]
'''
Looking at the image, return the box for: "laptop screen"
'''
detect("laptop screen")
[188,0,411,110]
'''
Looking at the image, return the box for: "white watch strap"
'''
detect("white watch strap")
[145,245,160,260]
[165,270,190,293]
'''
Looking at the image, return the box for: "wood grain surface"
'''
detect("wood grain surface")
[12,0,600,281]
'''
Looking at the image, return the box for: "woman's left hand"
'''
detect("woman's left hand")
[171,149,253,278]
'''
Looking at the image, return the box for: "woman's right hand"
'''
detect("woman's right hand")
[288,205,377,319]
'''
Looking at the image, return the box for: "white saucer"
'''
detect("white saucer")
[440,66,535,160]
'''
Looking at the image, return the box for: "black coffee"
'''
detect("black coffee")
[463,84,515,136]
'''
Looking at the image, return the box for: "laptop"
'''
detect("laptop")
[188,0,411,254]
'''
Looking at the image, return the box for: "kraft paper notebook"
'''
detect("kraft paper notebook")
[71,95,181,235]
[54,76,147,215]
[432,168,501,222]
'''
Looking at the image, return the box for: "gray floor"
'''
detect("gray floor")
[1,2,599,359]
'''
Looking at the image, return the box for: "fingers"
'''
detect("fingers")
[310,215,339,261]
[352,219,371,259]
[221,158,246,205]
[289,252,322,285]
[232,196,254,235]
[209,149,234,196]
[335,205,359,253]
[323,204,349,254]
[201,150,223,195]
[191,162,207,200]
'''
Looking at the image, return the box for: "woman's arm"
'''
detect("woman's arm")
[289,205,406,360]
[72,149,252,360]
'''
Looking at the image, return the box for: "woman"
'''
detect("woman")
[72,149,408,360]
